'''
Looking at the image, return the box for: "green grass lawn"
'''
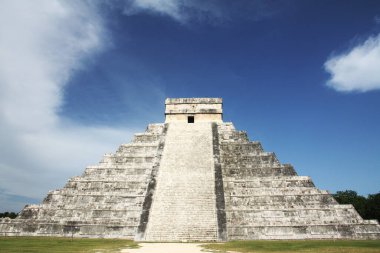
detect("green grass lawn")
[1,238,379,253]
[203,240,380,253]
[0,237,138,253]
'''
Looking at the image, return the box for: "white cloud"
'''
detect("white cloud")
[0,0,103,130]
[125,0,183,21]
[122,0,285,24]
[324,34,380,92]
[122,0,231,24]
[0,0,132,211]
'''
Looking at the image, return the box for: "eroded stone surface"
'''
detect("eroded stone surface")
[1,97,379,240]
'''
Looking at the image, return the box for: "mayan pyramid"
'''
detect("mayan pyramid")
[1,98,379,241]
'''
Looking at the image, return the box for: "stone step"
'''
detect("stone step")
[102,156,155,164]
[116,145,158,155]
[227,223,380,240]
[66,179,148,186]
[227,211,365,225]
[132,134,161,143]
[35,210,141,220]
[225,204,356,211]
[224,187,328,196]
[66,179,149,186]
[228,219,368,227]
[41,195,145,209]
[219,130,249,142]
[220,142,263,154]
[226,193,337,206]
[82,170,149,178]
[221,153,280,167]
[144,123,166,134]
[85,165,152,170]
[223,166,297,177]
[224,176,314,188]
[145,231,218,241]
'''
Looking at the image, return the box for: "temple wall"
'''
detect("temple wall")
[165,97,223,123]
[165,113,222,123]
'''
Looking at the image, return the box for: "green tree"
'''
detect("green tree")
[365,192,380,222]
[333,190,367,217]
[333,190,380,222]
[0,212,18,219]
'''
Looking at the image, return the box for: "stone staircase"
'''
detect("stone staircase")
[143,122,218,241]
[217,122,380,240]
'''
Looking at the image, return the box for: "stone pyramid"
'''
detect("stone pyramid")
[1,98,379,240]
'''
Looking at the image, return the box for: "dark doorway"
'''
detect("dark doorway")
[188,116,194,123]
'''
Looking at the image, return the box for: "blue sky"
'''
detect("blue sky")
[0,0,380,212]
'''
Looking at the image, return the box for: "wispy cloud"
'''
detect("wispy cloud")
[124,0,184,21]
[374,15,380,25]
[0,0,132,211]
[122,0,282,24]
[324,33,380,93]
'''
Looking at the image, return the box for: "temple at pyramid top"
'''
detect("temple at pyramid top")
[165,97,223,123]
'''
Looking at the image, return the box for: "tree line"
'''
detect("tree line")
[333,190,380,222]
[0,212,17,219]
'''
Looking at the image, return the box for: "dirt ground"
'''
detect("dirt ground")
[120,243,217,253]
